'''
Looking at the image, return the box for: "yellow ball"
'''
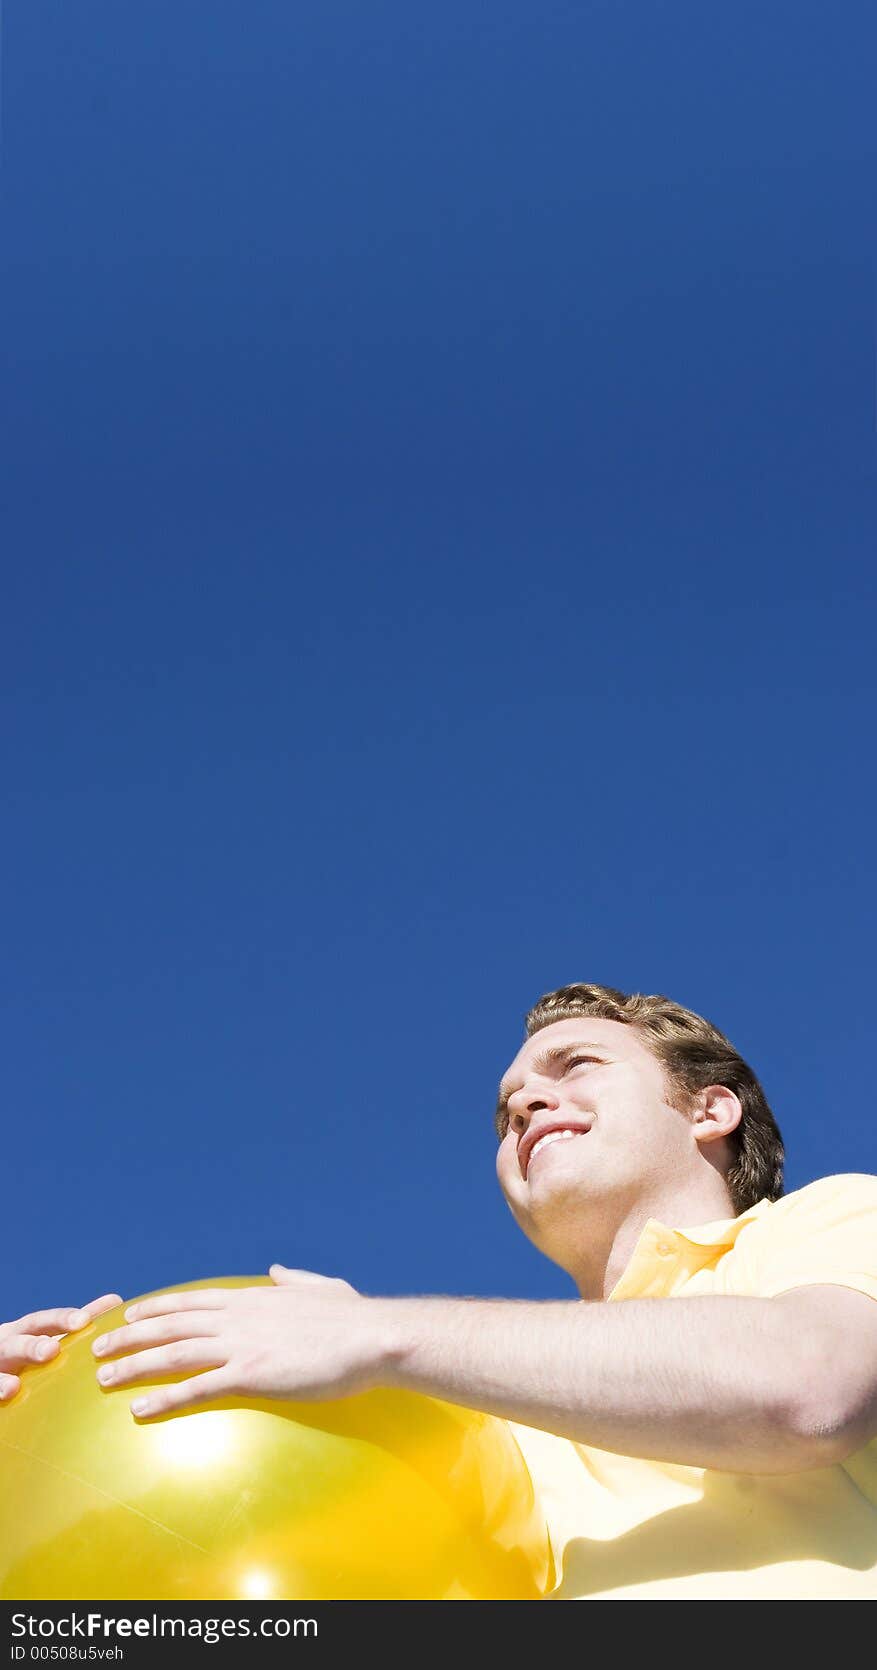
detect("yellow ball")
[0,1277,552,1600]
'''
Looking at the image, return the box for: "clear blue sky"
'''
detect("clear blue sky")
[2,2,875,1321]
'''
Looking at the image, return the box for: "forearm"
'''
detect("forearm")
[373,1294,833,1474]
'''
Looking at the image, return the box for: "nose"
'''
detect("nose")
[506,1082,560,1137]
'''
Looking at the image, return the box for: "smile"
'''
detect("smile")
[525,1127,589,1176]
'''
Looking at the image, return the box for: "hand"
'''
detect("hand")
[0,1293,124,1404]
[90,1267,392,1420]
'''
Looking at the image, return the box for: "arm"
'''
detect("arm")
[376,1283,877,1473]
[95,1272,877,1474]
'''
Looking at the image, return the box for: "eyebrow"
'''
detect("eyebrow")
[494,1043,611,1133]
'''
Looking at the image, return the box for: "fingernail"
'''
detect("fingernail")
[131,1398,150,1416]
[96,1365,114,1384]
[92,1337,108,1356]
[36,1339,55,1360]
[68,1311,86,1329]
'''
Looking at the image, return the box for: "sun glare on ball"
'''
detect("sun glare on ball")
[152,1411,236,1470]
[238,1566,278,1599]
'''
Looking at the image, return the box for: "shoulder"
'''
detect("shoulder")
[760,1174,877,1226]
[732,1175,877,1295]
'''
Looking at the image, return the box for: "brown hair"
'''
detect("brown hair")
[523,982,784,1213]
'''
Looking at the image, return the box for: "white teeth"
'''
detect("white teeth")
[528,1128,584,1167]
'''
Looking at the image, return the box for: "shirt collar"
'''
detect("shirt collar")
[607,1196,775,1301]
[668,1196,774,1247]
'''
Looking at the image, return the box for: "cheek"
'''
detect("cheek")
[496,1136,520,1194]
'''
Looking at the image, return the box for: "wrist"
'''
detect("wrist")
[364,1296,418,1390]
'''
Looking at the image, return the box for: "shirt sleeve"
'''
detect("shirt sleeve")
[731,1173,877,1304]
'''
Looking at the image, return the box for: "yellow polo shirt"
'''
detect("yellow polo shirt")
[509,1173,877,1599]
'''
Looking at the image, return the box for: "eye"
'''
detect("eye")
[565,1055,599,1071]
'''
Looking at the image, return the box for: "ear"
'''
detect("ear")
[690,1085,743,1147]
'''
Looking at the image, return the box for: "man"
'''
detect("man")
[3,982,876,1598]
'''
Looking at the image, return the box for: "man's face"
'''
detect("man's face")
[495,1017,698,1264]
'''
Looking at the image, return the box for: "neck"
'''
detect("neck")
[564,1172,736,1300]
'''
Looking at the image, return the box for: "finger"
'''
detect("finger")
[0,1333,62,1373]
[0,1373,22,1403]
[124,1290,231,1323]
[129,1367,232,1420]
[1,1307,94,1339]
[79,1294,125,1322]
[96,1339,227,1392]
[0,1299,124,1356]
[269,1265,330,1284]
[269,1265,355,1295]
[93,1312,221,1360]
